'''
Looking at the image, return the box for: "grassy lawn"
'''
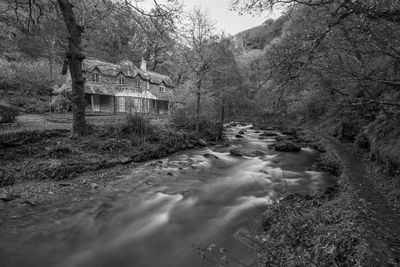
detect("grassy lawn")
[0,113,130,135]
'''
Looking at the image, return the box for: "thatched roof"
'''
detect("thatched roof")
[146,70,174,87]
[83,58,173,87]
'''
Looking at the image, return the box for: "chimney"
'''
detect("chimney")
[140,58,147,71]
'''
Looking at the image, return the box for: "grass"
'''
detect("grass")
[256,188,365,267]
[366,114,400,208]
[0,113,212,186]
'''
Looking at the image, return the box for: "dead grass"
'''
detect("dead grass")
[257,188,365,267]
[366,113,400,207]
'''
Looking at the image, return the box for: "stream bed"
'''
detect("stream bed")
[1,124,336,267]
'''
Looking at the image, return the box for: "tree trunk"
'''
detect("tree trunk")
[49,36,55,81]
[219,97,225,140]
[195,91,201,135]
[195,79,201,135]
[57,0,86,136]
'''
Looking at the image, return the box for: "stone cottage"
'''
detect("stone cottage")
[62,58,174,114]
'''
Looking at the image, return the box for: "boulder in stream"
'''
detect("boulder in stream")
[247,150,266,157]
[267,144,276,149]
[0,188,15,202]
[260,131,279,137]
[275,135,293,142]
[198,139,208,146]
[90,183,99,189]
[230,148,243,157]
[280,128,298,136]
[203,153,219,159]
[230,148,265,157]
[238,130,245,135]
[274,141,301,152]
[235,134,244,138]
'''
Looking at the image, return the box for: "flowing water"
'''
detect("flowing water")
[2,124,336,267]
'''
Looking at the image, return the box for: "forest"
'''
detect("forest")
[1,0,400,266]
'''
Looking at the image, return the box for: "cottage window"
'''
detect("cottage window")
[118,75,125,85]
[134,78,141,87]
[117,97,126,112]
[91,73,100,83]
[159,86,165,93]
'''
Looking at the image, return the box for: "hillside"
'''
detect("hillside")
[233,16,287,54]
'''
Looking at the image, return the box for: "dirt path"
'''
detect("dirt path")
[312,131,400,266]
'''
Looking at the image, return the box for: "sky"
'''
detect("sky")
[182,0,278,35]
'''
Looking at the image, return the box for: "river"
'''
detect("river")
[2,123,336,267]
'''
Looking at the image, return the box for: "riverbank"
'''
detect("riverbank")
[0,113,218,200]
[251,118,400,266]
[255,137,366,266]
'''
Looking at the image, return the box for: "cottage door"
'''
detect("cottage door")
[92,95,100,112]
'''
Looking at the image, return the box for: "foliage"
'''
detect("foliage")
[0,165,17,187]
[0,103,19,123]
[192,243,228,267]
[169,97,220,139]
[257,191,363,266]
[50,94,72,113]
[122,113,155,138]
[46,144,75,158]
[364,113,400,207]
[0,57,62,96]
[231,0,400,123]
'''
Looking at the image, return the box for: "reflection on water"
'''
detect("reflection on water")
[3,124,336,267]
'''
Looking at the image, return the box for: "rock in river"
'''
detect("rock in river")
[274,141,301,152]
[235,134,244,138]
[230,148,265,157]
[260,131,278,137]
[198,139,208,146]
[275,135,294,142]
[203,153,219,159]
[238,130,245,135]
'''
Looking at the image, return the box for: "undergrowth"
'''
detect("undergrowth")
[0,114,211,185]
[257,189,364,266]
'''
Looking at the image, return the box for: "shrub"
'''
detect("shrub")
[169,105,193,130]
[50,94,71,113]
[99,138,132,151]
[170,106,219,138]
[47,144,74,158]
[198,117,219,138]
[0,103,19,123]
[121,114,154,137]
[0,165,17,186]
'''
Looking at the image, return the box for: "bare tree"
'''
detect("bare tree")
[182,7,221,135]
